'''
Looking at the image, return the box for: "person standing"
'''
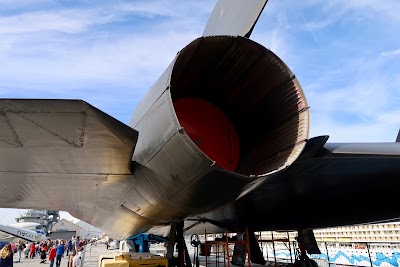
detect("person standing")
[29,242,36,259]
[16,240,25,263]
[40,242,48,264]
[69,237,79,267]
[55,241,65,267]
[23,244,29,258]
[48,245,56,267]
[66,240,72,256]
[0,244,13,267]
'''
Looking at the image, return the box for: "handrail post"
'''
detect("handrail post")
[287,231,293,264]
[366,243,373,267]
[271,231,277,267]
[325,242,330,267]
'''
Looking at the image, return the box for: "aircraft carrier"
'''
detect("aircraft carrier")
[14,210,60,233]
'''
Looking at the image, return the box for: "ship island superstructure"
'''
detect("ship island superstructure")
[15,209,60,234]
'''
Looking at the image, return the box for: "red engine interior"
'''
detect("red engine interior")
[173,98,240,172]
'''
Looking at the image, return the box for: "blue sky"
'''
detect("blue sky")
[0,0,399,225]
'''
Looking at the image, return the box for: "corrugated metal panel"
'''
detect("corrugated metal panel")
[53,219,82,232]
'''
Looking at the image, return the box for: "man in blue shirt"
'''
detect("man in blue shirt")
[55,240,65,267]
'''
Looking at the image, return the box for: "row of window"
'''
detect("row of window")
[315,230,400,235]
[324,224,400,231]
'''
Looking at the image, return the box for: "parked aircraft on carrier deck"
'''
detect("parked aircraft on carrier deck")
[0,223,47,246]
[0,0,400,266]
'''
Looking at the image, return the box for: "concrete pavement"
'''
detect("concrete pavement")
[13,243,111,267]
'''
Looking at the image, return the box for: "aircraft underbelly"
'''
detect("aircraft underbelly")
[123,36,310,238]
[195,155,400,232]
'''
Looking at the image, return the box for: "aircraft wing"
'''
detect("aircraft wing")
[145,137,400,237]
[180,137,400,234]
[0,99,139,236]
[0,224,45,242]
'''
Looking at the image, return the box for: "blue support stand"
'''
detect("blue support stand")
[127,233,168,253]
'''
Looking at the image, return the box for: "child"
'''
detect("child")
[48,245,57,267]
[40,243,48,264]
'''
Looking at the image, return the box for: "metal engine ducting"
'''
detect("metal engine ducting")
[170,36,310,176]
[127,36,310,225]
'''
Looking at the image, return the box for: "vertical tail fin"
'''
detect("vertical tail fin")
[396,130,400,143]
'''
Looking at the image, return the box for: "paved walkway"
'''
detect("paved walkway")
[12,245,270,267]
[13,244,112,267]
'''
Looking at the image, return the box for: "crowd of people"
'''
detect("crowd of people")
[0,236,87,267]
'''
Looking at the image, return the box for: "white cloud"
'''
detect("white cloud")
[267,0,400,36]
[0,9,115,34]
[337,0,400,22]
[306,55,400,142]
[381,49,400,57]
[0,0,213,35]
[0,0,216,124]
[256,0,400,143]
[0,0,53,10]
[118,0,213,19]
[0,208,27,225]
[0,27,196,95]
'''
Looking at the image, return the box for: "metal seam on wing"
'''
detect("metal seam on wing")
[0,106,23,147]
[15,112,83,147]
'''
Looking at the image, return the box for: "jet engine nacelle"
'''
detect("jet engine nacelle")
[128,36,310,224]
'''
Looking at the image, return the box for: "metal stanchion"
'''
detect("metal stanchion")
[287,231,293,264]
[366,243,373,267]
[324,242,330,266]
